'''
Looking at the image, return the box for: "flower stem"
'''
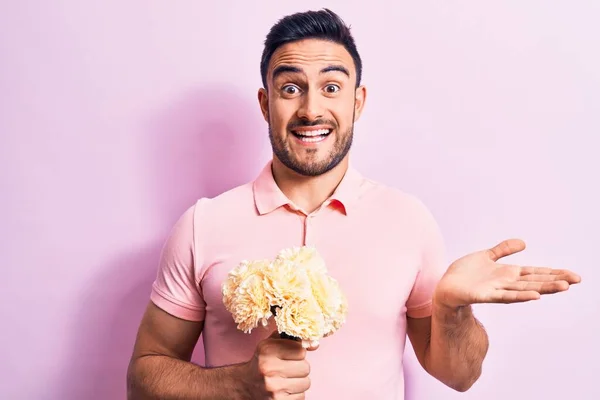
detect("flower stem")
[279,331,300,341]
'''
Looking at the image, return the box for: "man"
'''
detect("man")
[126,9,581,400]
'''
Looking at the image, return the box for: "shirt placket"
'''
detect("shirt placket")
[303,213,316,246]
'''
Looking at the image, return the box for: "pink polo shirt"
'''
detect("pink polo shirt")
[150,161,447,399]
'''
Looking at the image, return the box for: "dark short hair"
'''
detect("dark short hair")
[260,8,363,89]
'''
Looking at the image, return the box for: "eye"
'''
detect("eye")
[282,85,300,95]
[324,84,340,94]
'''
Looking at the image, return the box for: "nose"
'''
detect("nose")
[296,90,324,121]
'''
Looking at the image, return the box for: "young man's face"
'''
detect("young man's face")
[259,38,366,176]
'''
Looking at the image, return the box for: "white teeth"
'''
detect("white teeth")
[295,129,331,137]
[300,135,327,143]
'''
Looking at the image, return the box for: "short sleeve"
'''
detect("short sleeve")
[405,203,447,318]
[150,203,206,321]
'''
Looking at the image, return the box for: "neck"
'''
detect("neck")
[271,157,349,214]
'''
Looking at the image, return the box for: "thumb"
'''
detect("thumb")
[302,339,320,351]
[269,329,281,339]
[487,239,526,261]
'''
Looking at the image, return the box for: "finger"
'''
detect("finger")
[519,273,579,284]
[487,239,526,261]
[519,266,554,275]
[489,290,541,304]
[504,280,570,295]
[520,268,582,283]
[261,337,306,361]
[273,340,306,361]
[281,359,310,378]
[285,395,306,400]
[284,377,311,394]
[519,273,568,282]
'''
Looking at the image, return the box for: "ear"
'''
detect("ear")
[258,88,269,122]
[353,85,367,122]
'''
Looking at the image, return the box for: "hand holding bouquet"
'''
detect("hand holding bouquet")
[222,246,348,347]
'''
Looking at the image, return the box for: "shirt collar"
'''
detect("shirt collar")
[253,160,364,216]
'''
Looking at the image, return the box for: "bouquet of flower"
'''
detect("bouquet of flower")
[222,246,347,346]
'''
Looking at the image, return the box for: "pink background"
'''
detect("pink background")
[1,1,598,399]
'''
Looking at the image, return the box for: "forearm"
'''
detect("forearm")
[426,302,489,391]
[127,355,250,400]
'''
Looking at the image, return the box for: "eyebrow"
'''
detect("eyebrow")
[321,65,350,77]
[272,64,350,81]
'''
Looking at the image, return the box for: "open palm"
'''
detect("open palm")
[435,239,581,307]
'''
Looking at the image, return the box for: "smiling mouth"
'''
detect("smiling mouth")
[291,128,332,143]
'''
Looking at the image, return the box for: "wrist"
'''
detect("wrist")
[432,282,471,309]
[230,362,253,400]
[236,359,266,400]
[432,294,472,324]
